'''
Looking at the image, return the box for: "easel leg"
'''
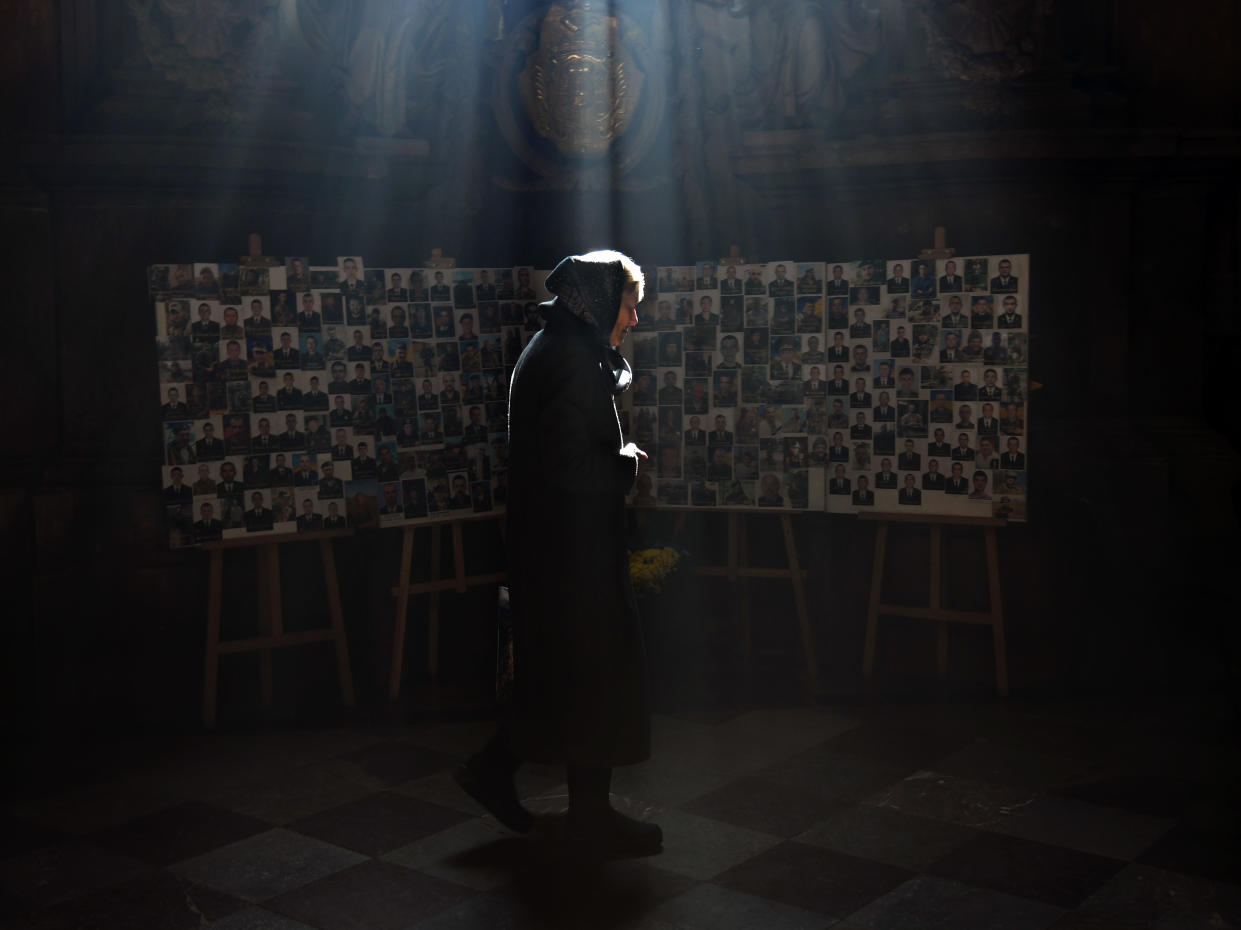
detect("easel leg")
[985,527,1009,696]
[257,543,279,711]
[390,526,414,701]
[732,513,753,701]
[320,537,355,709]
[428,522,444,706]
[430,522,465,690]
[931,525,947,680]
[451,521,467,594]
[863,522,887,680]
[780,514,818,687]
[203,549,223,728]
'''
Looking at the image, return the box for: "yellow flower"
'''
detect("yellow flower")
[628,547,683,597]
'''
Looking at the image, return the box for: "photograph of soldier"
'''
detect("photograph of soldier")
[912,325,937,361]
[882,260,909,293]
[389,304,414,340]
[765,263,794,299]
[398,477,427,519]
[292,453,319,488]
[242,453,270,488]
[873,457,897,489]
[239,265,269,297]
[970,296,995,329]
[826,297,849,329]
[796,296,823,334]
[910,260,936,299]
[316,292,341,325]
[248,342,277,382]
[981,332,1008,365]
[1000,402,1025,436]
[194,502,224,542]
[409,303,433,338]
[898,400,927,438]
[452,270,476,309]
[244,490,274,532]
[824,264,848,296]
[975,435,999,470]
[1004,367,1028,401]
[219,306,244,341]
[263,292,291,327]
[794,263,821,295]
[377,481,403,517]
[166,424,197,465]
[169,263,196,295]
[968,470,992,500]
[873,391,897,422]
[305,415,330,452]
[303,375,329,411]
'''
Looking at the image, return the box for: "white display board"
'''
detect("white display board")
[151,252,1029,546]
[619,255,1029,519]
[151,259,545,546]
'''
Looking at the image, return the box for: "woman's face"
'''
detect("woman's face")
[610,286,639,347]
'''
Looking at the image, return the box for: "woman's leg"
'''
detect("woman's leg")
[566,762,662,854]
[455,724,531,833]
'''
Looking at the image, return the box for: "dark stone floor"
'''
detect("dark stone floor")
[3,690,1238,929]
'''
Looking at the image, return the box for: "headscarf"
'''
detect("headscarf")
[541,253,633,394]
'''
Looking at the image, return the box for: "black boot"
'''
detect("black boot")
[454,727,532,834]
[566,763,662,856]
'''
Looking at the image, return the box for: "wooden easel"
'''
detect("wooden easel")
[201,529,356,727]
[860,513,1008,695]
[389,512,508,701]
[669,509,818,690]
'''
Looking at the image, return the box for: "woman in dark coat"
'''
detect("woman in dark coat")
[455,250,660,854]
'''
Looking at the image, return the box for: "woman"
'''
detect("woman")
[455,251,660,855]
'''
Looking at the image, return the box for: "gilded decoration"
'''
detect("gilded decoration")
[127,0,282,119]
[518,3,641,157]
[494,1,664,189]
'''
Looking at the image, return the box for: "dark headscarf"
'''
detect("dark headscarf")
[541,254,633,394]
[541,254,630,339]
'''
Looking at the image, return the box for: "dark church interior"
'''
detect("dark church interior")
[4,1,1240,927]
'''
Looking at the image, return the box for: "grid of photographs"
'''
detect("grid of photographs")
[151,259,545,546]
[620,255,1029,520]
[152,252,1028,544]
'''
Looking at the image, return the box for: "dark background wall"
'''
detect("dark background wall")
[3,0,1239,736]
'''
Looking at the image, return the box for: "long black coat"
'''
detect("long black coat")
[505,306,650,767]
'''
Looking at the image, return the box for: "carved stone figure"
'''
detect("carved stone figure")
[917,0,1054,84]
[127,0,281,117]
[692,0,887,130]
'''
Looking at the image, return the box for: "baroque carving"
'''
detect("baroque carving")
[915,0,1054,84]
[692,0,891,130]
[519,3,643,157]
[493,1,664,190]
[127,0,282,119]
[292,0,490,138]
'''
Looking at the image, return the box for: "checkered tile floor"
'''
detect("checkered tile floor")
[4,698,1238,929]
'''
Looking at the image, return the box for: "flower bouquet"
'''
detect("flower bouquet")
[628,546,685,599]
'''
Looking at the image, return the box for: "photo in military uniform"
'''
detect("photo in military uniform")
[616,255,1029,521]
[152,259,539,546]
[157,253,1026,540]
